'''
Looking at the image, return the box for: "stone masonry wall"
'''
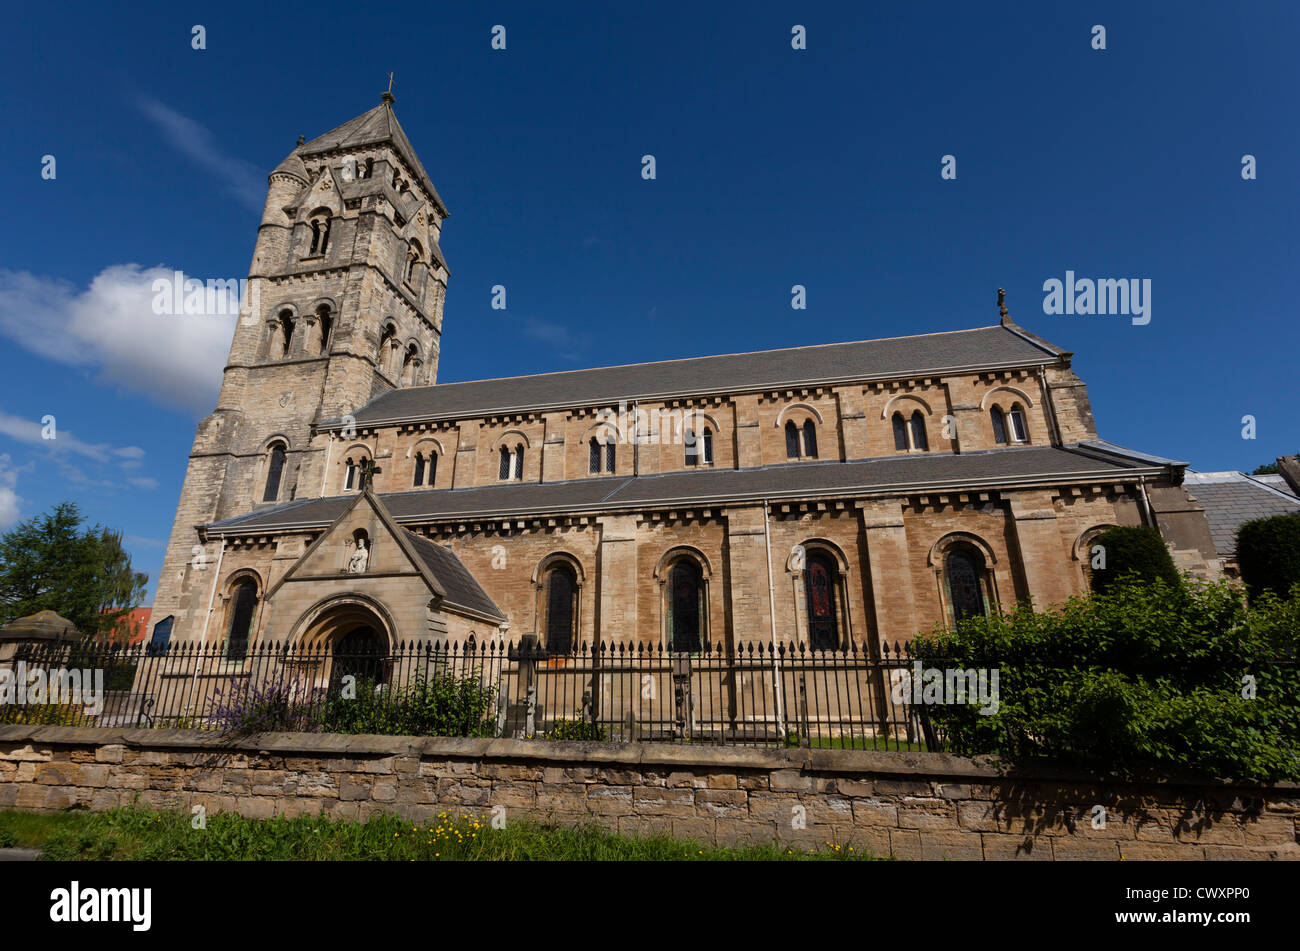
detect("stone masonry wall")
[1,726,1296,860]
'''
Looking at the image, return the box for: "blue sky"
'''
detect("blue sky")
[1,0,1296,603]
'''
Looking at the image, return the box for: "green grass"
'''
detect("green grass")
[0,807,885,861]
[0,810,87,848]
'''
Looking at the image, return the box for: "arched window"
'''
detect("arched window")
[344,457,357,491]
[803,551,840,650]
[405,244,422,283]
[542,563,577,654]
[262,442,286,502]
[684,426,712,466]
[990,406,1008,444]
[308,210,331,254]
[909,411,929,451]
[377,324,396,370]
[667,560,704,652]
[786,418,820,459]
[802,420,818,459]
[945,546,988,624]
[892,412,908,451]
[413,452,425,487]
[588,433,615,474]
[147,616,173,656]
[364,157,374,179]
[276,311,295,359]
[427,451,437,487]
[1075,525,1115,588]
[225,579,258,660]
[1008,404,1029,443]
[316,306,333,355]
[500,445,523,480]
[401,344,419,386]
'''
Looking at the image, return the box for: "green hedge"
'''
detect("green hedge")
[1237,514,1300,600]
[913,577,1300,781]
[1087,525,1181,595]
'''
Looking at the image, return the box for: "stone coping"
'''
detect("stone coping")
[1,725,1294,794]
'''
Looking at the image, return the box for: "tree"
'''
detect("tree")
[1251,452,1298,475]
[1236,514,1300,601]
[1088,525,1181,595]
[914,577,1300,781]
[0,502,148,639]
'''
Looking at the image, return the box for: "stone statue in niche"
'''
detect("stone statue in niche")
[347,538,370,573]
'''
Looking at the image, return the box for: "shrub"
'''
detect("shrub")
[547,717,605,741]
[1236,514,1300,600]
[206,679,316,736]
[2,703,83,726]
[317,670,497,738]
[913,576,1300,781]
[1088,525,1181,595]
[315,679,388,735]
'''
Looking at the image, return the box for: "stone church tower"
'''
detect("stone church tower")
[151,93,451,643]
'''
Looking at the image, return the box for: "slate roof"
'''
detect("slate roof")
[403,530,505,620]
[275,97,448,217]
[271,151,310,182]
[1183,471,1300,556]
[207,443,1166,535]
[332,324,1063,427]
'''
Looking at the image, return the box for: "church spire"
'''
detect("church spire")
[283,91,447,218]
[998,288,1011,326]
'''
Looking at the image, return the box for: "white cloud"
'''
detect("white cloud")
[0,455,20,530]
[125,534,164,548]
[0,265,235,414]
[0,410,146,463]
[126,477,160,491]
[522,316,584,361]
[135,98,265,213]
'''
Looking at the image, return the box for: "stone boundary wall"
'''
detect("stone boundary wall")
[1,725,1296,860]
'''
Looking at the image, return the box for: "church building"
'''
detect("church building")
[147,95,1221,661]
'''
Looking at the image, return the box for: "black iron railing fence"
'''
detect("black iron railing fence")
[0,638,950,751]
